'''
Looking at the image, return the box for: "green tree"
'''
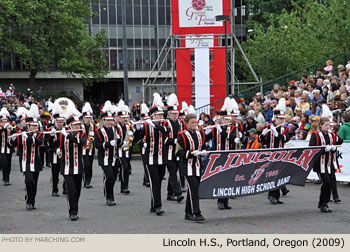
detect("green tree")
[241,0,350,82]
[0,0,108,85]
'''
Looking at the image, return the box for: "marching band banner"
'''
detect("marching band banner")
[199,147,323,199]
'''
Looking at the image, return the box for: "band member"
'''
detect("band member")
[94,102,120,206]
[139,103,150,187]
[176,108,206,222]
[51,105,87,221]
[9,105,43,210]
[0,108,12,186]
[178,102,188,192]
[47,102,65,196]
[134,93,168,216]
[164,93,184,202]
[81,102,95,189]
[204,97,238,210]
[39,113,50,168]
[260,98,290,204]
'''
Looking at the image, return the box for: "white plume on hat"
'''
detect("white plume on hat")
[47,101,54,112]
[0,107,10,118]
[230,98,239,115]
[27,104,40,119]
[23,102,30,109]
[187,105,196,115]
[167,93,179,110]
[141,103,149,115]
[65,103,82,119]
[111,105,118,115]
[16,107,29,118]
[321,104,333,121]
[181,101,188,114]
[274,98,286,113]
[124,105,130,114]
[117,99,127,113]
[221,97,231,112]
[102,100,113,113]
[152,93,164,107]
[52,101,63,117]
[82,102,93,114]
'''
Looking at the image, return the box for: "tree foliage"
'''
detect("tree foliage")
[0,0,108,85]
[241,0,350,82]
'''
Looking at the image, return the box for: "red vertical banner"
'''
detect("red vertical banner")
[210,48,227,105]
[176,49,193,107]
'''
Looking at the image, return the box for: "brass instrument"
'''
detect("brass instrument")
[86,122,94,151]
[94,119,100,127]
[58,149,63,159]
[123,122,134,151]
[10,121,17,129]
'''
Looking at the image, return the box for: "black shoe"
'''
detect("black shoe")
[143,181,150,187]
[282,189,290,196]
[177,195,184,203]
[334,198,341,203]
[181,186,187,193]
[106,199,116,206]
[320,206,332,213]
[155,207,164,216]
[150,207,156,213]
[167,195,177,201]
[46,164,51,168]
[85,184,93,189]
[4,181,11,186]
[217,202,225,210]
[224,204,232,209]
[62,191,67,196]
[52,192,59,197]
[276,200,284,204]
[329,199,333,202]
[26,204,35,210]
[185,213,195,221]
[70,215,79,221]
[120,189,130,194]
[268,196,278,204]
[194,214,205,222]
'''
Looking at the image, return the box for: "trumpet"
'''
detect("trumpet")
[202,123,233,130]
[131,119,165,125]
[8,129,39,138]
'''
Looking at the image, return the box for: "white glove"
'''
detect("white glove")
[239,132,242,138]
[235,138,240,144]
[56,149,61,155]
[3,123,10,129]
[50,128,56,136]
[128,131,133,137]
[205,128,212,135]
[262,128,269,136]
[146,119,155,128]
[115,132,120,139]
[325,145,331,152]
[89,131,94,137]
[216,124,222,133]
[194,150,208,157]
[198,120,204,126]
[110,140,116,147]
[122,141,128,148]
[11,135,16,141]
[331,145,336,151]
[22,132,28,139]
[136,123,142,130]
[61,128,67,137]
[143,143,147,149]
[271,125,278,137]
[174,139,177,144]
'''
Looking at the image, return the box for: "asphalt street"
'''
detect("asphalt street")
[0,159,349,234]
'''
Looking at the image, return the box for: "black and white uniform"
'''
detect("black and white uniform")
[94,126,121,202]
[47,126,63,194]
[10,131,43,207]
[139,123,150,185]
[134,122,168,210]
[39,121,50,167]
[260,124,290,200]
[82,123,96,186]
[164,119,183,198]
[176,129,206,215]
[0,125,13,184]
[52,131,87,216]
[309,130,342,208]
[117,123,132,191]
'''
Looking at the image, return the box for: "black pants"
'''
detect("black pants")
[120,157,130,190]
[51,163,60,193]
[1,154,11,182]
[184,176,201,215]
[102,165,118,201]
[146,165,166,208]
[63,174,82,216]
[166,160,182,196]
[83,155,93,185]
[39,146,50,167]
[141,155,150,184]
[24,171,39,206]
[318,172,336,207]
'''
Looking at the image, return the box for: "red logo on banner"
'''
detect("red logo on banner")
[249,163,268,185]
[192,0,206,10]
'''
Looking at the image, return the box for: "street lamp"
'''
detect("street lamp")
[215,15,231,97]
